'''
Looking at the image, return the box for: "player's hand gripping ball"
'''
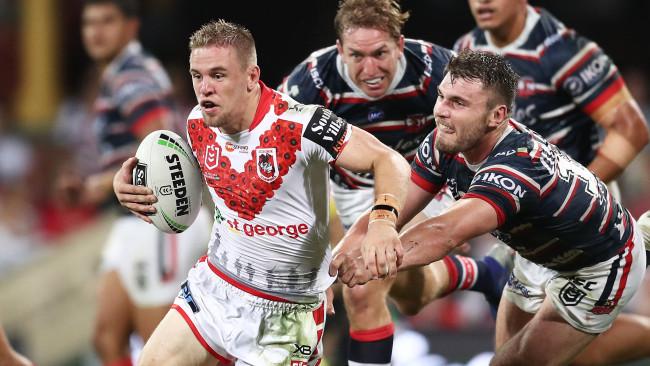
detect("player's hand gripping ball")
[134,130,203,233]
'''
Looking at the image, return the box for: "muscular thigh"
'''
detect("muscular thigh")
[138,309,216,366]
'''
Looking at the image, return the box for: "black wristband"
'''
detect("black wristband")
[371,204,399,218]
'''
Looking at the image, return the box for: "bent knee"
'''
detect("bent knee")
[343,281,392,315]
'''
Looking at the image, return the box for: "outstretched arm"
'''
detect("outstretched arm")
[334,126,411,279]
[330,180,437,286]
[588,92,649,183]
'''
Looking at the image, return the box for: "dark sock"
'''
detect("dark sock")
[348,323,394,365]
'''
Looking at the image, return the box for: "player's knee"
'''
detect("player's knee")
[343,283,387,314]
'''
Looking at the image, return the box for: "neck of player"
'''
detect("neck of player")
[488,9,527,48]
[221,83,262,134]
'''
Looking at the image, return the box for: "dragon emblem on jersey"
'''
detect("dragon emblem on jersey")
[188,118,302,220]
[256,148,278,182]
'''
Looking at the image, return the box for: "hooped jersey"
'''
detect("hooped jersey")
[94,41,178,171]
[280,39,453,189]
[186,82,351,302]
[411,120,633,271]
[454,6,626,166]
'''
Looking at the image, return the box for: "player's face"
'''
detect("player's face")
[468,0,527,32]
[337,28,404,98]
[433,74,492,154]
[190,45,253,129]
[81,3,136,63]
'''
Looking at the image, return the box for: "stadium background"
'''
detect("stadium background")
[0,0,649,365]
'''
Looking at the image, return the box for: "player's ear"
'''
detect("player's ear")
[336,39,343,55]
[247,65,260,91]
[397,35,405,53]
[488,103,509,128]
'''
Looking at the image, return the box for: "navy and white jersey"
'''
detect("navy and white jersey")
[455,6,626,166]
[94,41,178,171]
[411,120,633,271]
[279,39,453,189]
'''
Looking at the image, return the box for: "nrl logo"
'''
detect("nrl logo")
[256,148,279,182]
[205,144,220,170]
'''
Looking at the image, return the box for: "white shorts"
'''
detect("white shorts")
[331,184,455,228]
[504,222,646,334]
[173,258,326,366]
[102,208,212,307]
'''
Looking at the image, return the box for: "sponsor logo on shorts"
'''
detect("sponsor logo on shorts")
[559,281,586,307]
[591,300,615,315]
[179,280,200,313]
[507,273,530,298]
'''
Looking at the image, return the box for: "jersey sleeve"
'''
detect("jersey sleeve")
[548,34,626,116]
[302,106,351,163]
[112,71,173,135]
[410,130,445,194]
[463,158,541,227]
[278,57,327,106]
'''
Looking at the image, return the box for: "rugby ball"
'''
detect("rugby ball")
[133,130,203,233]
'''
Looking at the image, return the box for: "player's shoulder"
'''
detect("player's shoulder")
[453,28,485,51]
[404,38,454,62]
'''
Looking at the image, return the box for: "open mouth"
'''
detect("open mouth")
[363,76,384,87]
[476,7,495,21]
[200,100,218,113]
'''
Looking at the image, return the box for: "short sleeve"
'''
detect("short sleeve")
[549,35,625,115]
[410,130,445,194]
[463,163,541,226]
[302,106,351,163]
[113,72,172,134]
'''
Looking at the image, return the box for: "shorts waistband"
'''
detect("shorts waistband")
[199,256,322,310]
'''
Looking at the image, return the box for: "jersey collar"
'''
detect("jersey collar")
[248,81,274,131]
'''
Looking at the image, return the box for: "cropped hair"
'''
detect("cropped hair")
[445,50,519,112]
[334,0,409,41]
[189,19,257,67]
[82,0,139,18]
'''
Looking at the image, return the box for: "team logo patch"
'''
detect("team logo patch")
[204,144,220,171]
[256,148,279,182]
[559,281,586,306]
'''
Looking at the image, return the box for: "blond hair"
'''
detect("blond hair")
[189,19,257,67]
[334,0,409,41]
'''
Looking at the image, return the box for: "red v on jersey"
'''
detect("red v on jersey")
[187,118,303,220]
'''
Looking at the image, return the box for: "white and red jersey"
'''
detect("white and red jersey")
[186,82,351,302]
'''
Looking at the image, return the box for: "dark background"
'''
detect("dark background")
[60,0,650,100]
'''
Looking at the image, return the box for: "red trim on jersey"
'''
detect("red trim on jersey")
[582,76,625,115]
[611,238,634,307]
[130,106,170,136]
[248,81,274,131]
[582,197,598,223]
[503,51,543,63]
[171,304,232,365]
[410,170,442,194]
[349,323,395,342]
[600,192,615,234]
[541,174,560,198]
[555,179,581,217]
[554,47,599,88]
[206,258,293,303]
[463,192,506,226]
